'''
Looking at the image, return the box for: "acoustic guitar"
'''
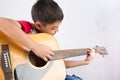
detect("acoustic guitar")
[0,32,108,80]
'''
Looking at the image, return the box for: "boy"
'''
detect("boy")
[0,0,95,80]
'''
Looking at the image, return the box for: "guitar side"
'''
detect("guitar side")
[0,32,66,80]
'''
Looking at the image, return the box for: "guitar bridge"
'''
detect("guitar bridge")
[1,44,12,80]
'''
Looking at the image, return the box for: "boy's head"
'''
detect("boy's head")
[31,0,64,25]
[31,0,64,35]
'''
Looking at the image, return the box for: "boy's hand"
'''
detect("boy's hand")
[84,48,95,64]
[31,43,54,62]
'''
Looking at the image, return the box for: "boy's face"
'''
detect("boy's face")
[35,21,61,36]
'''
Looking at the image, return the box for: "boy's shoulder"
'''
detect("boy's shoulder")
[18,20,32,34]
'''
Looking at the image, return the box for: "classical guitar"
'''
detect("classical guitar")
[0,32,108,80]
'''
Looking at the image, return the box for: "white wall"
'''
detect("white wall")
[0,0,120,80]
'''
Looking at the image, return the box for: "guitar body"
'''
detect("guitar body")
[0,32,66,80]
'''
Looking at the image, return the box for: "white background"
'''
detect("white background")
[0,0,120,80]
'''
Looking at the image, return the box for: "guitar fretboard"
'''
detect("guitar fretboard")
[51,47,107,60]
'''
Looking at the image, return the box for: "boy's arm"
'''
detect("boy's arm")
[64,48,95,68]
[0,17,54,62]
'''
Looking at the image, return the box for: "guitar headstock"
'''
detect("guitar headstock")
[94,45,108,56]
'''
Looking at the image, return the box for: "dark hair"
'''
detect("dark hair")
[31,0,64,25]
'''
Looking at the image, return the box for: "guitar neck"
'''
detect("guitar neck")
[51,48,97,60]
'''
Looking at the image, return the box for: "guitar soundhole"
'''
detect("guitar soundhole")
[28,51,47,67]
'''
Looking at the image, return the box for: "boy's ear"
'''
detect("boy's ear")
[34,21,42,30]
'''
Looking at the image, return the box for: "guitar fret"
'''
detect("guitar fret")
[52,48,89,60]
